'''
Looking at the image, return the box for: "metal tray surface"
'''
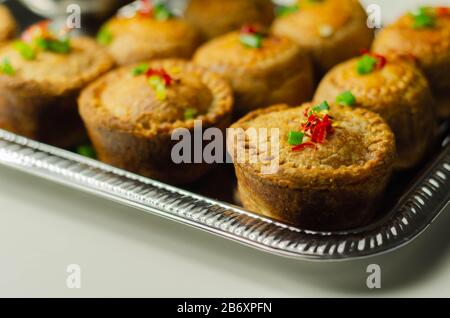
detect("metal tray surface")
[0,128,449,261]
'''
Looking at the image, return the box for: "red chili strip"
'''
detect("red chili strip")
[240,25,259,35]
[139,0,153,16]
[146,68,173,86]
[437,7,450,17]
[292,142,316,152]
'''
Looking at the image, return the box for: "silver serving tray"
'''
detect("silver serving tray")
[0,128,449,261]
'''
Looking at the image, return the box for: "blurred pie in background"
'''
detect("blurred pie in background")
[0,5,17,44]
[97,0,202,65]
[185,0,274,40]
[272,0,374,74]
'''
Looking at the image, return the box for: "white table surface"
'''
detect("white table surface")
[1,0,450,298]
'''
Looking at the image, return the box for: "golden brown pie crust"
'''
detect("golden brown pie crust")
[0,37,114,147]
[314,58,436,170]
[228,103,396,230]
[0,5,16,45]
[272,0,374,74]
[79,59,233,184]
[185,0,274,40]
[101,15,202,66]
[194,32,314,115]
[372,7,450,118]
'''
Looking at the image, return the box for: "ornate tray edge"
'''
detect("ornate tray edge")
[0,129,449,261]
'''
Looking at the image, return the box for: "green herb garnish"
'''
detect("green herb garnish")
[13,41,36,60]
[312,101,330,113]
[184,108,198,120]
[276,5,299,17]
[36,38,71,54]
[132,63,150,76]
[411,7,436,29]
[97,26,113,46]
[288,131,304,146]
[0,58,14,75]
[240,34,263,49]
[357,54,378,75]
[336,91,356,107]
[76,145,97,159]
[148,75,167,101]
[154,4,173,21]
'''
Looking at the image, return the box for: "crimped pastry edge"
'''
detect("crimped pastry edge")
[228,103,396,190]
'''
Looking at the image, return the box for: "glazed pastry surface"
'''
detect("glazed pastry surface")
[185,0,274,39]
[0,37,113,94]
[228,103,395,230]
[314,57,436,169]
[229,104,394,188]
[372,7,450,93]
[0,33,113,147]
[79,59,234,184]
[101,68,213,126]
[194,32,314,114]
[0,5,16,43]
[103,15,201,65]
[81,59,232,136]
[272,0,373,72]
[372,7,450,118]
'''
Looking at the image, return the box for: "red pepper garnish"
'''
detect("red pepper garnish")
[138,0,153,16]
[437,7,450,17]
[373,53,386,70]
[240,24,267,36]
[293,107,334,152]
[22,20,51,42]
[292,142,316,152]
[241,25,258,35]
[146,68,173,86]
[359,48,370,55]
[311,115,333,143]
[21,20,72,43]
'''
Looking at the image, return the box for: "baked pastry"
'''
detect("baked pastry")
[228,102,395,230]
[0,5,16,45]
[194,26,314,115]
[184,0,274,40]
[0,21,113,147]
[97,0,201,65]
[79,59,233,184]
[314,53,436,170]
[271,0,374,74]
[372,6,450,118]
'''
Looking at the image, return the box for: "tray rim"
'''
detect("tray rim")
[0,128,449,262]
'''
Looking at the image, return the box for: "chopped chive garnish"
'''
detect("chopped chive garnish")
[336,91,356,106]
[155,85,167,101]
[132,63,150,76]
[184,108,198,120]
[76,145,97,159]
[148,75,164,87]
[36,38,71,54]
[411,7,436,29]
[149,76,167,101]
[357,54,378,75]
[13,41,36,60]
[240,34,263,49]
[276,5,299,17]
[154,4,173,21]
[312,101,330,113]
[288,131,304,146]
[50,39,70,53]
[97,26,113,46]
[0,58,15,75]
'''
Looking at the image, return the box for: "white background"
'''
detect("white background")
[1,0,450,297]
